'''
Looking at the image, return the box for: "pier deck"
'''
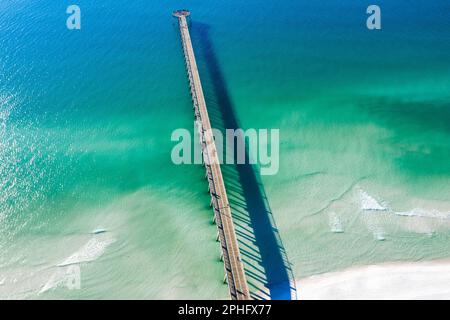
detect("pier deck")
[173,10,250,300]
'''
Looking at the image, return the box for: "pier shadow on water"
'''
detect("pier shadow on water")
[191,22,297,300]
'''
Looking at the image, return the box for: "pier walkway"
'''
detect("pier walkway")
[173,10,250,300]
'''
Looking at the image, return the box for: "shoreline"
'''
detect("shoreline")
[297,258,450,300]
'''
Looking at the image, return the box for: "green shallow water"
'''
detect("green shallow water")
[1,0,450,298]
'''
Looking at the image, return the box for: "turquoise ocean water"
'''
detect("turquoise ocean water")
[0,0,449,299]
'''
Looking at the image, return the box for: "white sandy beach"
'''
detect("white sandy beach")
[297,259,450,300]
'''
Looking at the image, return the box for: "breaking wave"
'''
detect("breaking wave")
[57,237,116,267]
[394,208,450,220]
[358,189,387,211]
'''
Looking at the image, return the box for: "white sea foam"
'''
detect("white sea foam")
[39,265,81,294]
[353,188,450,237]
[37,236,115,294]
[328,212,343,233]
[358,189,387,211]
[394,208,450,220]
[57,237,115,267]
[357,188,450,221]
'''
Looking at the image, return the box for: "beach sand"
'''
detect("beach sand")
[297,259,450,300]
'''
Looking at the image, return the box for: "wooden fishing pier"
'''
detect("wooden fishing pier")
[172,9,250,300]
